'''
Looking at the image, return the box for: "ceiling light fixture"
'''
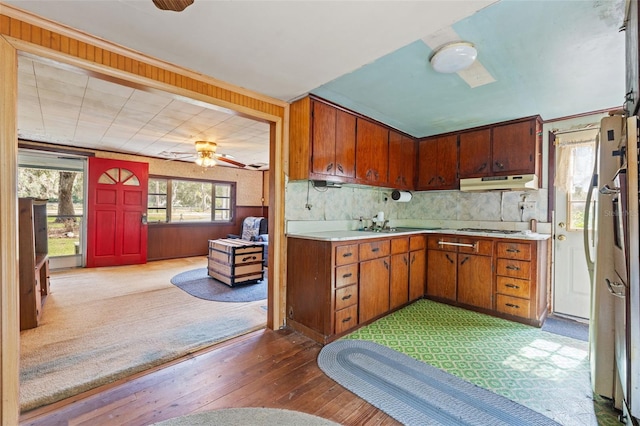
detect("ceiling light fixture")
[194,141,217,167]
[430,42,478,74]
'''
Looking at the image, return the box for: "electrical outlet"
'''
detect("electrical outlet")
[518,201,536,211]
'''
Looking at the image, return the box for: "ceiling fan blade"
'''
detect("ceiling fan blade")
[216,156,247,168]
[152,0,194,12]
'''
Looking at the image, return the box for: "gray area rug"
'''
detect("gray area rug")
[154,407,339,425]
[318,339,561,426]
[170,268,266,302]
[541,315,589,342]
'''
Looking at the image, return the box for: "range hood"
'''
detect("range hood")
[459,174,538,191]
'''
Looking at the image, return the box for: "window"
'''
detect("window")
[147,177,234,223]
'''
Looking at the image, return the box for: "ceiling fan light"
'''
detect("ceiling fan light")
[430,42,477,74]
[194,141,217,167]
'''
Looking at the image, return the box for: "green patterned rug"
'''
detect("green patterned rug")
[345,299,620,426]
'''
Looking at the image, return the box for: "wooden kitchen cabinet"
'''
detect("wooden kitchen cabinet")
[358,240,390,323]
[408,236,426,301]
[426,236,458,301]
[456,238,493,310]
[19,198,50,331]
[494,240,548,325]
[390,238,410,310]
[426,233,549,327]
[388,130,416,190]
[458,128,491,178]
[390,236,426,309]
[289,96,356,182]
[416,134,458,190]
[492,119,541,175]
[287,234,420,344]
[356,118,389,185]
[458,116,542,180]
[427,235,493,310]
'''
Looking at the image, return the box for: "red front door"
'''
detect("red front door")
[86,158,149,267]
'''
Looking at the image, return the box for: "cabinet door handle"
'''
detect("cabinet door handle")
[403,256,408,266]
[342,273,352,278]
[410,254,416,265]
[505,283,520,289]
[342,294,352,301]
[326,163,334,172]
[495,161,504,169]
[371,247,380,253]
[477,162,487,172]
[445,254,454,264]
[337,164,344,173]
[438,176,445,184]
[460,256,470,265]
[383,260,389,270]
[506,248,520,253]
[342,316,352,323]
[428,177,435,185]
[342,252,353,258]
[242,256,257,261]
[506,265,520,271]
[505,303,520,309]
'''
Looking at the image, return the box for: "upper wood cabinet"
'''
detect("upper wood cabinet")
[289,97,356,182]
[458,116,542,181]
[459,128,491,178]
[416,134,458,190]
[491,119,541,175]
[388,130,416,190]
[356,118,389,185]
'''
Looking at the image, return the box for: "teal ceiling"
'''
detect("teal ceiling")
[312,0,626,138]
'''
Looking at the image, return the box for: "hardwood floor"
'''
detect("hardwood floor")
[19,328,399,426]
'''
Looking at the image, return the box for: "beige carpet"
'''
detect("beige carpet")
[19,257,267,412]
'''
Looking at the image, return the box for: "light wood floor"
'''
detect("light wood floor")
[19,328,398,426]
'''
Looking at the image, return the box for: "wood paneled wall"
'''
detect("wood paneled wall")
[148,206,268,260]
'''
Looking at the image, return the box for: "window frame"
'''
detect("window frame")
[147,175,236,224]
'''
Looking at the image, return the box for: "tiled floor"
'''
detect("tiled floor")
[345,299,621,426]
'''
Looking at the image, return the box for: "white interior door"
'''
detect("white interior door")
[553,130,597,319]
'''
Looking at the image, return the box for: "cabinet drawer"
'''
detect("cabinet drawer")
[428,236,457,251]
[496,242,531,260]
[496,258,531,279]
[496,276,530,299]
[336,244,359,265]
[496,294,531,318]
[335,284,358,310]
[359,240,390,261]
[335,264,358,288]
[391,237,409,254]
[409,235,426,251]
[335,305,358,334]
[458,238,493,256]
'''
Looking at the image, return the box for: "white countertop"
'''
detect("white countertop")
[286,228,552,242]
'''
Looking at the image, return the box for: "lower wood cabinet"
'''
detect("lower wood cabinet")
[426,234,549,327]
[287,235,425,344]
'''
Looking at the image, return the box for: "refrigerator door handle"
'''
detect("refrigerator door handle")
[605,278,626,298]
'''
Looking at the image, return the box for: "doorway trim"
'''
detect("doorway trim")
[0,5,288,422]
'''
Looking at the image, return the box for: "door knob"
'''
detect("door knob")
[557,234,567,241]
[558,222,566,228]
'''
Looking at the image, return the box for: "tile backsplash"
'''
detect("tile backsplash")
[285,180,548,227]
